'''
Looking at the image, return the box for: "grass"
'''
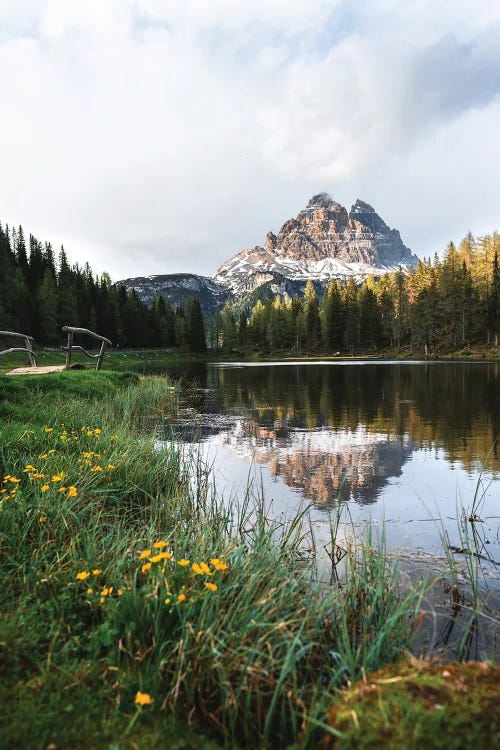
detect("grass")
[1,339,499,376]
[0,370,496,748]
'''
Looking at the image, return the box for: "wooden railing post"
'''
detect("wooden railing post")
[96,340,106,370]
[65,330,73,369]
[25,336,36,367]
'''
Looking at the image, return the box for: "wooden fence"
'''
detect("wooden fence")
[62,327,112,370]
[0,331,36,366]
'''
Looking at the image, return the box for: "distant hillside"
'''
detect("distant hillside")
[116,273,231,317]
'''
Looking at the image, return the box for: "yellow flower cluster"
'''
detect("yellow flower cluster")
[138,544,230,605]
[76,568,126,605]
[1,474,21,500]
[1,425,121,509]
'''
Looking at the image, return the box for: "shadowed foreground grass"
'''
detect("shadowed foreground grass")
[0,371,495,749]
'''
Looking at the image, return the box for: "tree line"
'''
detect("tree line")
[1,221,498,355]
[215,233,500,354]
[0,223,206,352]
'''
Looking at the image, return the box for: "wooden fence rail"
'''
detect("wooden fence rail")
[62,326,112,370]
[0,331,36,367]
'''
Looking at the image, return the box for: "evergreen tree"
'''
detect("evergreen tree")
[221,302,237,352]
[490,251,500,346]
[238,311,248,348]
[37,268,59,344]
[343,279,360,353]
[304,280,321,351]
[186,298,206,353]
[359,285,381,350]
[321,280,343,351]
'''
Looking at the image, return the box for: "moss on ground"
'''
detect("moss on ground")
[323,661,499,750]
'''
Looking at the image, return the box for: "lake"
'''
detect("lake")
[156,361,498,578]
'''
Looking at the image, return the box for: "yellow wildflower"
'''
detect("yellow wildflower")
[94,428,102,435]
[58,487,67,493]
[39,454,47,460]
[48,449,56,454]
[177,559,190,567]
[44,427,54,433]
[106,464,116,470]
[92,569,102,576]
[164,598,171,605]
[117,588,124,596]
[153,540,168,549]
[191,561,211,575]
[9,477,21,484]
[86,588,93,595]
[149,554,164,564]
[110,434,118,440]
[23,465,36,473]
[90,466,103,472]
[67,486,78,497]
[205,582,217,592]
[76,571,90,580]
[39,516,47,523]
[210,558,229,571]
[135,692,153,706]
[41,484,50,492]
[141,562,152,573]
[138,549,151,559]
[51,475,63,483]
[177,593,187,603]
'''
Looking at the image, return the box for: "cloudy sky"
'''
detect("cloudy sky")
[1,0,499,280]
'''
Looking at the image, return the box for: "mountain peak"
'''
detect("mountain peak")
[305,192,335,209]
[215,193,419,293]
[350,199,376,213]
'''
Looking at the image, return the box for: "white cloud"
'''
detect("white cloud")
[0,0,498,279]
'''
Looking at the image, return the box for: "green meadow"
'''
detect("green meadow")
[0,371,497,749]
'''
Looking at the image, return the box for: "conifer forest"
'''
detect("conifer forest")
[1,221,498,355]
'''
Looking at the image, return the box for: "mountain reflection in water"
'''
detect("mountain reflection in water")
[166,361,499,510]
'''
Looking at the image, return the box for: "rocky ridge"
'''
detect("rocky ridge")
[215,193,418,294]
[117,194,418,313]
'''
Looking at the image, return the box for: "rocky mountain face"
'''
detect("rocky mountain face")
[116,273,231,317]
[215,193,418,294]
[117,194,418,314]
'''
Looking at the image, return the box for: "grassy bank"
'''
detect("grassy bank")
[1,340,499,375]
[0,371,496,749]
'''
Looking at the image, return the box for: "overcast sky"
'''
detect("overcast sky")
[1,1,499,281]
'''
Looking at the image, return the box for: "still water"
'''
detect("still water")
[159,361,499,581]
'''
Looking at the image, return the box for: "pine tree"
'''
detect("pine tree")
[221,302,237,352]
[321,280,343,351]
[238,311,248,348]
[359,285,381,350]
[304,280,321,351]
[490,251,500,346]
[186,298,206,353]
[343,279,359,353]
[37,268,59,344]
